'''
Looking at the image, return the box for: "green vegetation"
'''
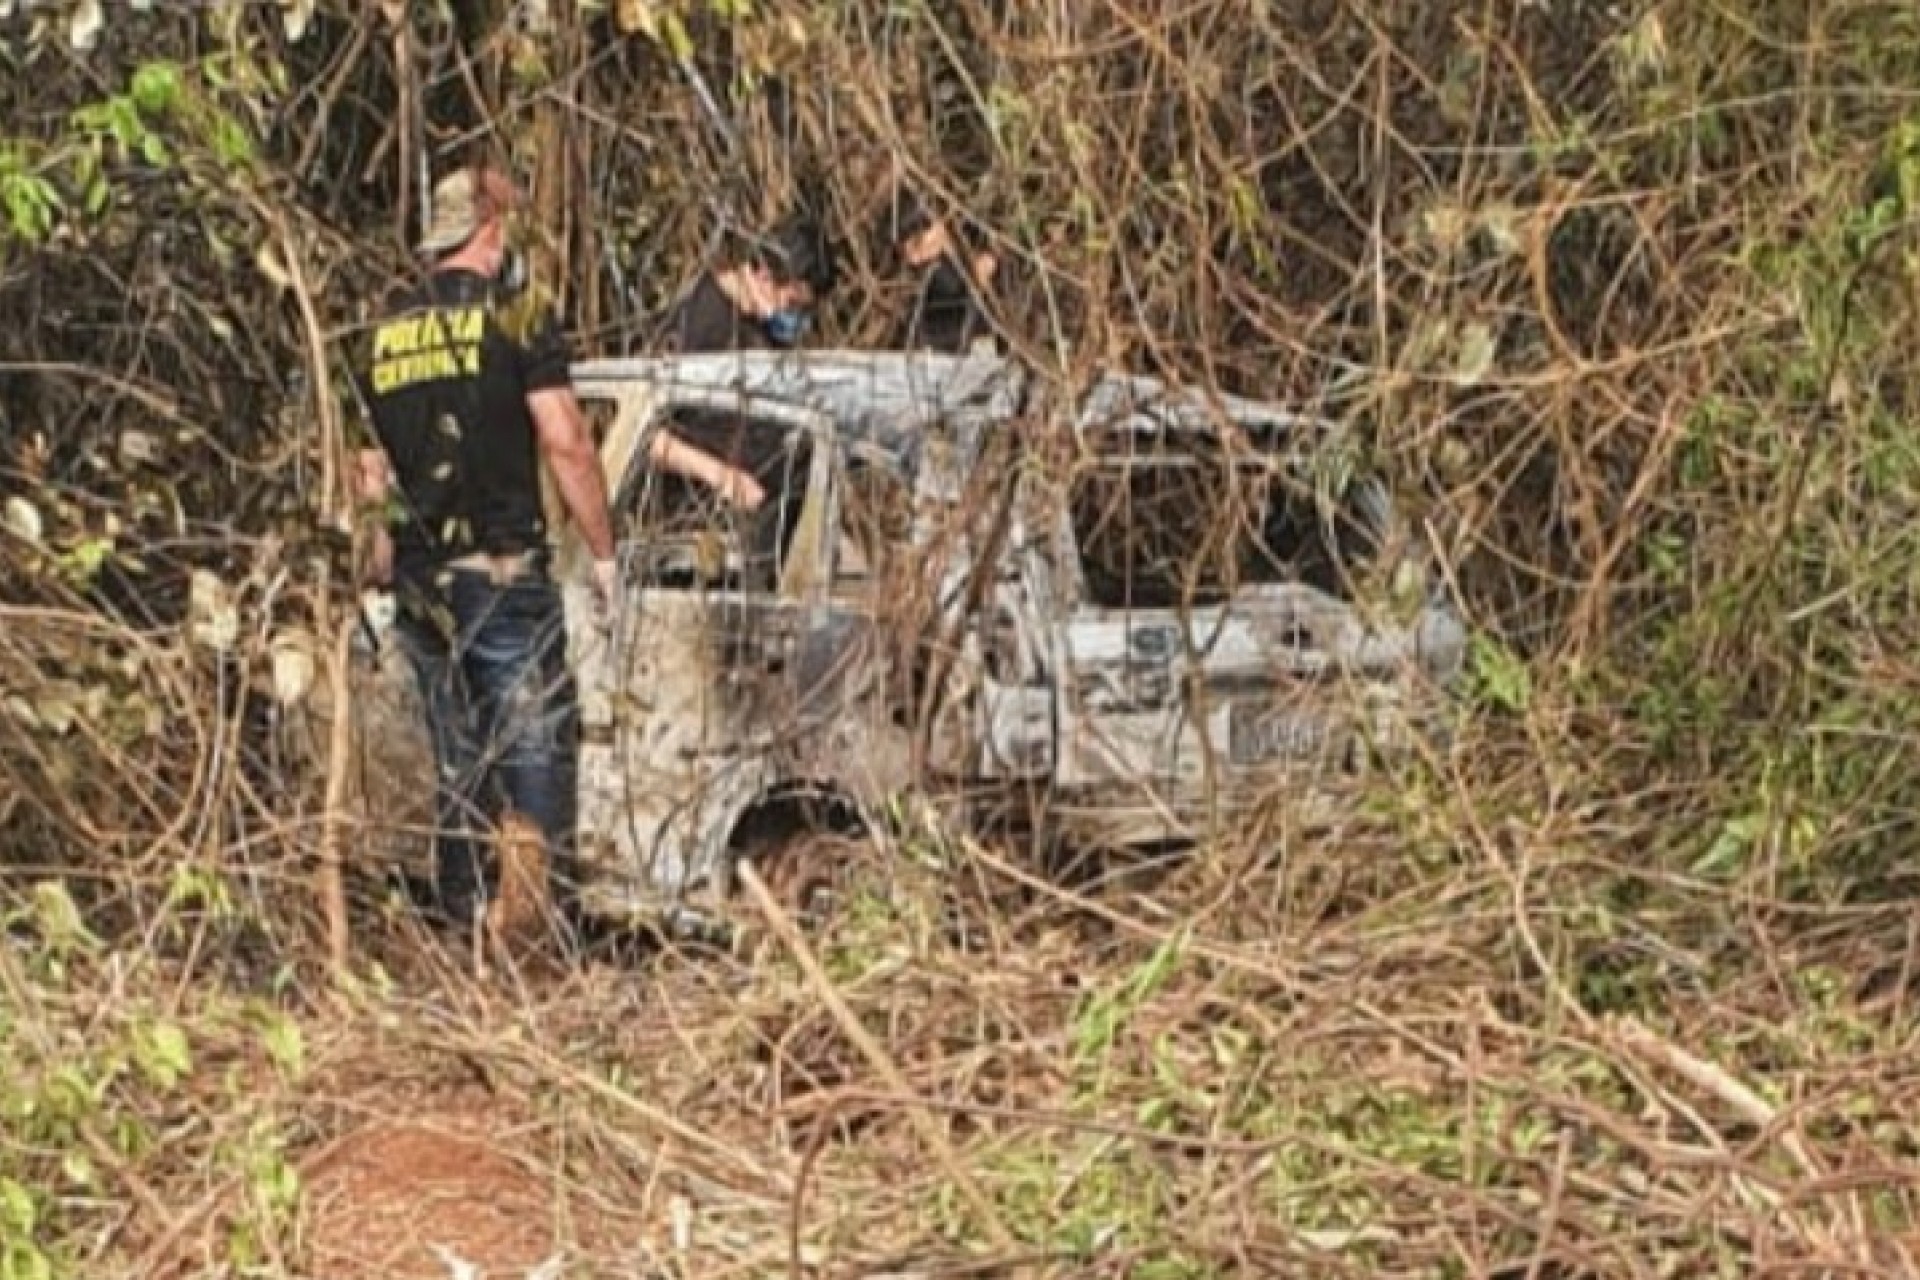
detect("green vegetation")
[5,0,1920,1276]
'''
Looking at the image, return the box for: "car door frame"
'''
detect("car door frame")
[553,373,850,915]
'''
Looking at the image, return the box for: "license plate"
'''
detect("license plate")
[1229,703,1332,766]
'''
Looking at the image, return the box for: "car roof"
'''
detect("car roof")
[569,349,1342,468]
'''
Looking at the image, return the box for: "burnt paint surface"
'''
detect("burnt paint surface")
[967,498,1468,846]
[570,584,907,918]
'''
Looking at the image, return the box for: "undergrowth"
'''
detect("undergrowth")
[5,0,1920,1276]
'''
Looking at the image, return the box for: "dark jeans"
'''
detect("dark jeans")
[392,564,580,931]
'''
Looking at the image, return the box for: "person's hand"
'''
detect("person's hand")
[717,467,766,511]
[351,448,393,502]
[359,526,394,588]
[591,557,619,615]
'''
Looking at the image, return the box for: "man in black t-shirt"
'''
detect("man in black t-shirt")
[351,166,635,939]
[876,191,999,355]
[358,171,781,938]
[657,212,839,356]
[358,171,770,937]
[649,213,842,586]
[352,165,607,938]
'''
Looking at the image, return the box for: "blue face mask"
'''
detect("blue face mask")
[763,307,810,347]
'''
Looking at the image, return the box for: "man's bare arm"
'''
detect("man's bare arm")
[527,387,616,561]
[351,447,395,585]
[647,429,765,510]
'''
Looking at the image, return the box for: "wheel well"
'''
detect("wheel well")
[724,785,867,856]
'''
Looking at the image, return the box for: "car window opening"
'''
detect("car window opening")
[626,413,814,592]
[1068,439,1385,610]
[833,456,914,589]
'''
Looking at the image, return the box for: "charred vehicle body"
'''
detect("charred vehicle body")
[529,350,1469,925]
[341,351,1467,926]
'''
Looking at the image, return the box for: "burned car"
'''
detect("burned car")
[536,350,1468,925]
[338,350,1465,929]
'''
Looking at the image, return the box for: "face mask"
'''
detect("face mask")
[763,307,810,347]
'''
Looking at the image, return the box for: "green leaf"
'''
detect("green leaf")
[57,536,114,584]
[1467,634,1531,714]
[1136,1095,1176,1130]
[1693,813,1760,879]
[1,174,60,243]
[31,880,98,954]
[1226,176,1262,236]
[660,11,694,60]
[58,1152,96,1192]
[44,1063,105,1121]
[254,1156,299,1213]
[166,864,234,917]
[109,98,143,150]
[1,1241,53,1280]
[130,61,182,114]
[1072,929,1187,1065]
[258,1010,305,1079]
[0,1178,36,1235]
[133,1019,193,1089]
[211,116,254,169]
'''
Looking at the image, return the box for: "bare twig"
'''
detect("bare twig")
[318,580,353,979]
[1611,1016,1822,1182]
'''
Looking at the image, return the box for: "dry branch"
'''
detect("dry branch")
[4,3,1920,1276]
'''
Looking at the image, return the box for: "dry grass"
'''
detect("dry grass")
[3,753,1919,1277]
[7,0,1920,1276]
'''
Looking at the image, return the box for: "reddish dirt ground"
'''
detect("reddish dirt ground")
[297,1111,564,1280]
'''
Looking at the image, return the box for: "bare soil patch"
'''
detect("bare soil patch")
[298,1107,565,1280]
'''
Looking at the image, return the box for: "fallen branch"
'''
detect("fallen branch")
[1610,1016,1873,1265]
[317,579,352,979]
[1610,1016,1821,1182]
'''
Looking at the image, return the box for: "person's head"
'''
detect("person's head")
[417,165,523,286]
[731,212,839,344]
[874,189,956,270]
